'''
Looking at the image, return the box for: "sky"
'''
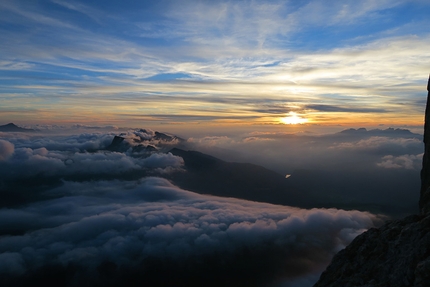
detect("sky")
[1,0,430,135]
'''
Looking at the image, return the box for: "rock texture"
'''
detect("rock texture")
[314,214,430,287]
[313,76,430,287]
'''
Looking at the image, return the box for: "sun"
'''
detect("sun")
[280,112,308,125]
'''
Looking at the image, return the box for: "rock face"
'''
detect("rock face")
[313,76,430,287]
[314,214,430,287]
[420,77,430,214]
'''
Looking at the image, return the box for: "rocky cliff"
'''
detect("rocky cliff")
[420,77,430,215]
[314,77,430,287]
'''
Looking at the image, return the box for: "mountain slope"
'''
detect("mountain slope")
[167,148,303,206]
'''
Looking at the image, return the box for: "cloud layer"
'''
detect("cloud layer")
[0,127,388,287]
[0,178,380,287]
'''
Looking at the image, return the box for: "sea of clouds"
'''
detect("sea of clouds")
[0,127,394,286]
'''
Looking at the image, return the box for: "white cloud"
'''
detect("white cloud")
[0,147,184,178]
[377,154,423,170]
[332,136,421,151]
[187,136,236,146]
[288,0,404,27]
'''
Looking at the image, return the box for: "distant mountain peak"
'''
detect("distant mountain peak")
[339,127,415,136]
[105,129,184,153]
[0,123,35,132]
[339,127,367,134]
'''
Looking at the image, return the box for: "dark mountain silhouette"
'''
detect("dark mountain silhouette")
[167,148,303,206]
[106,135,135,152]
[314,76,430,287]
[339,127,417,137]
[0,123,35,132]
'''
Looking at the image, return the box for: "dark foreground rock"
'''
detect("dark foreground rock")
[314,214,430,287]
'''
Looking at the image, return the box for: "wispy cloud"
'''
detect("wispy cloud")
[0,0,429,127]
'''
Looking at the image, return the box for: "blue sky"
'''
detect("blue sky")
[1,0,430,133]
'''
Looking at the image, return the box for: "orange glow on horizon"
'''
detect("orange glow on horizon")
[280,112,308,125]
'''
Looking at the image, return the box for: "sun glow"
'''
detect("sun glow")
[280,112,308,125]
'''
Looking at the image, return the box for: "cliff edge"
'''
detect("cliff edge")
[314,76,430,287]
